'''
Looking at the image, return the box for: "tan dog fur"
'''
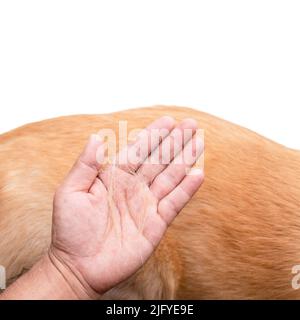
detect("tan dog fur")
[0,106,300,299]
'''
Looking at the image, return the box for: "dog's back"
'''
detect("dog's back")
[1,106,300,299]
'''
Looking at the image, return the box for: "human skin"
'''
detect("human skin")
[0,116,204,300]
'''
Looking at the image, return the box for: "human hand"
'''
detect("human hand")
[49,117,204,299]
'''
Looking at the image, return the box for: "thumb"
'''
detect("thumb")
[61,134,106,192]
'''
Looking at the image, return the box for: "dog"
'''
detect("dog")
[0,106,300,299]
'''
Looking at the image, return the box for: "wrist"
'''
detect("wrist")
[38,253,81,300]
[0,253,94,300]
[47,247,100,300]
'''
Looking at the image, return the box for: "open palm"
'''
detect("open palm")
[50,117,204,297]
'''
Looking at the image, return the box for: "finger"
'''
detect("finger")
[61,134,106,192]
[137,118,198,185]
[116,116,176,173]
[158,168,204,225]
[150,134,204,200]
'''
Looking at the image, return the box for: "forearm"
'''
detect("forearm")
[0,254,92,300]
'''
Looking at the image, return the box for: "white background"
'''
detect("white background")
[0,0,299,149]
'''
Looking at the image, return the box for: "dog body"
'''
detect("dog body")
[0,106,300,299]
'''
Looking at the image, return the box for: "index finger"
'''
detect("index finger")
[116,116,176,173]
